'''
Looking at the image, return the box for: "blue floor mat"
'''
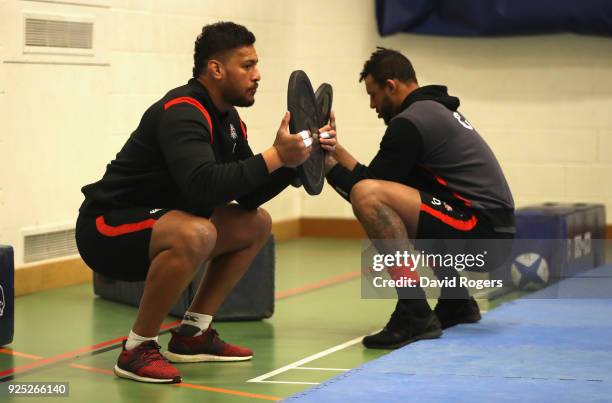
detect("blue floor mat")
[285,265,612,403]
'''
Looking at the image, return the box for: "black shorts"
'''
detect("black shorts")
[416,190,513,272]
[76,207,171,282]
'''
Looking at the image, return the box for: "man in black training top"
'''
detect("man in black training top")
[324,47,515,349]
[76,22,336,383]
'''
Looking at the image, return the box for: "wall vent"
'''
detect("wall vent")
[24,15,94,54]
[23,228,78,263]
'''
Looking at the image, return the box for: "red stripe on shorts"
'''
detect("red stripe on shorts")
[95,216,157,237]
[418,165,473,207]
[420,203,478,231]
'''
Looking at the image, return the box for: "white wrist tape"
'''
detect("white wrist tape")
[298,130,312,147]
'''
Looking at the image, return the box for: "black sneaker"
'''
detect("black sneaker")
[362,301,442,349]
[434,297,481,329]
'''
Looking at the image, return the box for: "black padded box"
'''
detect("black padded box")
[0,245,14,346]
[93,236,275,320]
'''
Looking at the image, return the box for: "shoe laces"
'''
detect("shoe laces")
[208,328,224,343]
[139,343,168,364]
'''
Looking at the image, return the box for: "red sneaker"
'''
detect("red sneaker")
[165,327,253,363]
[114,340,182,383]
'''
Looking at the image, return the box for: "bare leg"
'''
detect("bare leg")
[352,180,443,349]
[132,210,217,337]
[350,179,421,253]
[351,179,470,299]
[350,180,427,301]
[188,205,272,315]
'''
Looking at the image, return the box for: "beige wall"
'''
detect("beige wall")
[296,2,612,219]
[0,0,610,266]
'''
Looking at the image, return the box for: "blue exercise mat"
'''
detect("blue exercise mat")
[285,265,612,403]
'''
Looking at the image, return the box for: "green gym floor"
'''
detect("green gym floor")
[1,238,525,402]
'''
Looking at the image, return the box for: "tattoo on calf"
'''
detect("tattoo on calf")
[360,203,412,255]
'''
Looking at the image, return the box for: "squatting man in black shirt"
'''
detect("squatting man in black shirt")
[75,22,337,383]
[325,47,515,349]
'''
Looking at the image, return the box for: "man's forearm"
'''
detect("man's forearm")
[330,144,358,171]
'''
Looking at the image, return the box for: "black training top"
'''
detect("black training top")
[80,78,295,217]
[327,85,515,232]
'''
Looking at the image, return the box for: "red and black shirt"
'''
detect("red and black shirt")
[80,78,295,217]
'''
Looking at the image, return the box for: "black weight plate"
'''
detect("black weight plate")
[315,83,333,128]
[287,70,325,195]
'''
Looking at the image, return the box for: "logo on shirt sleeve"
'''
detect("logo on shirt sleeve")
[453,112,474,130]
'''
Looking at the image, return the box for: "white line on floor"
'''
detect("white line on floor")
[247,335,364,383]
[254,380,319,385]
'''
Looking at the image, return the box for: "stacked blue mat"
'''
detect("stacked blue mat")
[285,264,612,403]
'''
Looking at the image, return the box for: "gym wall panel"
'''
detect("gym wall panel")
[296,0,612,222]
[0,0,111,267]
[0,0,5,247]
[215,0,289,23]
[0,0,8,249]
[107,95,152,137]
[551,98,612,130]
[299,189,347,218]
[2,62,110,265]
[109,53,190,99]
[565,166,612,199]
[495,164,568,200]
[0,99,5,247]
[484,129,598,164]
[258,184,301,223]
[600,131,612,163]
[109,10,158,53]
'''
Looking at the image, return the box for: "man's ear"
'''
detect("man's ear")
[384,79,397,93]
[207,59,224,79]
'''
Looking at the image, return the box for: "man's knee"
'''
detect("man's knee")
[350,180,383,215]
[222,206,271,245]
[173,218,217,263]
[256,208,272,240]
[245,208,272,244]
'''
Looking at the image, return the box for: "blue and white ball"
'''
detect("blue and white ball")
[511,253,549,290]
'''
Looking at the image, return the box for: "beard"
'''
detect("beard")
[223,85,256,107]
[230,93,255,107]
[379,96,397,125]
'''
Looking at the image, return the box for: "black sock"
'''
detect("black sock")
[395,281,427,299]
[176,323,201,336]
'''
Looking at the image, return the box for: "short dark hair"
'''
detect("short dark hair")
[192,21,256,77]
[359,47,417,85]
